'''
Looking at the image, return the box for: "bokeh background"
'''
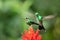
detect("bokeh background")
[0,0,60,40]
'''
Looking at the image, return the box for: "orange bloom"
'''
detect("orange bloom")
[22,26,42,40]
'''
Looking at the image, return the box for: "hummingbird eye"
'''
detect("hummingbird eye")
[26,17,28,19]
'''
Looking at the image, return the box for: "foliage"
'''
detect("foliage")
[0,0,60,40]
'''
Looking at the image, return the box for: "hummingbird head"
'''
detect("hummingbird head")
[26,17,32,26]
[26,17,31,23]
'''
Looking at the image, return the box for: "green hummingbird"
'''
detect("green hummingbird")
[26,12,56,30]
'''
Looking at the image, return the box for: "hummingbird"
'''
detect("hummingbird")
[26,12,56,31]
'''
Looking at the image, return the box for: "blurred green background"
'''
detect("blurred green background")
[0,0,60,40]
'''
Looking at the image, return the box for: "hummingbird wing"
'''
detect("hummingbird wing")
[42,15,56,20]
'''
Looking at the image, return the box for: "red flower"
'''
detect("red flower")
[22,26,42,40]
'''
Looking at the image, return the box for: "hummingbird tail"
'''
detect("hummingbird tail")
[38,25,45,30]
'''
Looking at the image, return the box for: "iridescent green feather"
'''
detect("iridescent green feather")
[35,12,42,20]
